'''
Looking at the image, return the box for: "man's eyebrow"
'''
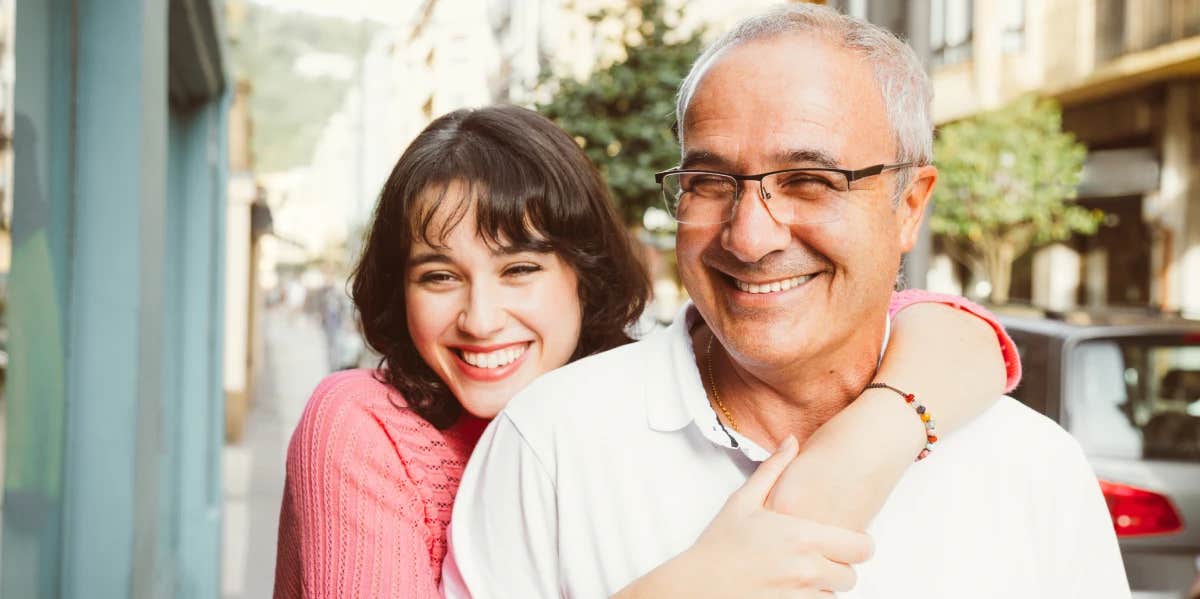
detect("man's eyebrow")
[680,150,735,171]
[776,149,842,169]
[680,148,843,172]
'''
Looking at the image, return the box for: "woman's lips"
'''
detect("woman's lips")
[450,342,532,382]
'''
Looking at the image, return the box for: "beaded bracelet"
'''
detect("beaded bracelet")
[864,383,938,461]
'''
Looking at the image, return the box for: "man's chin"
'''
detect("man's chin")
[716,318,827,361]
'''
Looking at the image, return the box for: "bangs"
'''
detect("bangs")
[405,137,563,255]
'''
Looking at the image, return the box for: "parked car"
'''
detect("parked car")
[997,307,1200,598]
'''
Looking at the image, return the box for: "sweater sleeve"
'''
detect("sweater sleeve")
[888,289,1022,393]
[274,374,441,599]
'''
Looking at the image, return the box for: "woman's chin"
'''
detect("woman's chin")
[455,382,524,420]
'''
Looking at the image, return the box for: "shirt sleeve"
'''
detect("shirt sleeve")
[273,384,441,599]
[442,412,560,599]
[888,288,1023,393]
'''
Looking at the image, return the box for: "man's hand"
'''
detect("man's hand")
[615,436,874,598]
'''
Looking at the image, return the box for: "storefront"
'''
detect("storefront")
[2,1,229,597]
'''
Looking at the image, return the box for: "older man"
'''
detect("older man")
[444,5,1127,598]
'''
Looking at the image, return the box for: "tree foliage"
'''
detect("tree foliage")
[930,95,1102,303]
[537,0,702,226]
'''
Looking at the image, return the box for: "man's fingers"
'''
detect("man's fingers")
[729,435,799,508]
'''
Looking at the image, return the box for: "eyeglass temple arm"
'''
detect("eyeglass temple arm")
[845,161,917,183]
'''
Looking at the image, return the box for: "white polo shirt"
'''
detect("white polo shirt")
[443,304,1130,598]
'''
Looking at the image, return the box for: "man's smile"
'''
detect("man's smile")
[732,273,819,294]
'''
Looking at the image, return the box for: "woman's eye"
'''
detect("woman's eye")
[504,263,543,277]
[418,271,457,284]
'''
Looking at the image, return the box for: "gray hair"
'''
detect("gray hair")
[675,3,933,192]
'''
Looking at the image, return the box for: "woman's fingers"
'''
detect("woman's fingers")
[804,520,874,565]
[813,559,858,593]
[763,514,874,564]
[728,435,799,509]
[775,553,857,593]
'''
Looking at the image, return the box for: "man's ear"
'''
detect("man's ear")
[896,165,937,253]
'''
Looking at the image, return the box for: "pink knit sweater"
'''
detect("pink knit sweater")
[273,290,1021,598]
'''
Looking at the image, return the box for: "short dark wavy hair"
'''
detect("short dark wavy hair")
[352,105,652,429]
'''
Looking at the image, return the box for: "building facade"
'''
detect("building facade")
[859,0,1200,317]
[2,1,230,597]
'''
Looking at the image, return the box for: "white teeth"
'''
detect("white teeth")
[461,344,527,369]
[735,274,816,294]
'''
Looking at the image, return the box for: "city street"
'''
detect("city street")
[222,305,328,599]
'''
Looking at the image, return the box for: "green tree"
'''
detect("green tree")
[930,95,1102,304]
[537,0,702,225]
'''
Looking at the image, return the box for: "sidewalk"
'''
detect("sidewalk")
[222,306,329,599]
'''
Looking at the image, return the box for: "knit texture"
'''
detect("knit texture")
[272,289,1020,598]
[889,289,1022,392]
[273,368,486,599]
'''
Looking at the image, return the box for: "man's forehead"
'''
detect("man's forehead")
[680,134,843,171]
[680,33,892,164]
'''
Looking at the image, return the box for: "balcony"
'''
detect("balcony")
[1096,0,1200,64]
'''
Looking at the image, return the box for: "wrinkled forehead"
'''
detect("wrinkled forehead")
[681,34,893,169]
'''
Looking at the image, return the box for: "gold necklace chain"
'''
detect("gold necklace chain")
[705,332,739,432]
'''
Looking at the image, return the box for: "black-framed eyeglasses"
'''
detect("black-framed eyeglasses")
[653,162,915,225]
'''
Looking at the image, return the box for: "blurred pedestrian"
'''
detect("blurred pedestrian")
[316,284,346,370]
[283,277,305,322]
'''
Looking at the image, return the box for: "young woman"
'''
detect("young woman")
[272,105,1019,598]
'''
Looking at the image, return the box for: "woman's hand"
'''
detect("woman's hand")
[614,436,874,598]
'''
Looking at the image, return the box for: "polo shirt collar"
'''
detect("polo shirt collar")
[644,303,703,433]
[645,301,893,461]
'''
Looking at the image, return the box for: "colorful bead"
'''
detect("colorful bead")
[864,383,937,462]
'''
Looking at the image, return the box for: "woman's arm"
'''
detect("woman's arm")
[616,293,1018,597]
[766,293,1012,529]
[274,376,441,599]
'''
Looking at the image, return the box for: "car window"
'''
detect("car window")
[1070,336,1200,462]
[1008,332,1048,415]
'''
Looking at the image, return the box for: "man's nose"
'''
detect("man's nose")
[721,180,792,263]
[458,285,507,339]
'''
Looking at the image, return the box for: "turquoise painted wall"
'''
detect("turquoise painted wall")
[3,1,229,597]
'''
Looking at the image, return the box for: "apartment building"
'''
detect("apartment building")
[850,0,1200,315]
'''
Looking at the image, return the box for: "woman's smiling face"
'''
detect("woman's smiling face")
[404,182,583,419]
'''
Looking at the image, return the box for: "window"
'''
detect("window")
[1069,336,1200,462]
[931,0,973,66]
[1001,0,1025,52]
[1008,332,1050,415]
